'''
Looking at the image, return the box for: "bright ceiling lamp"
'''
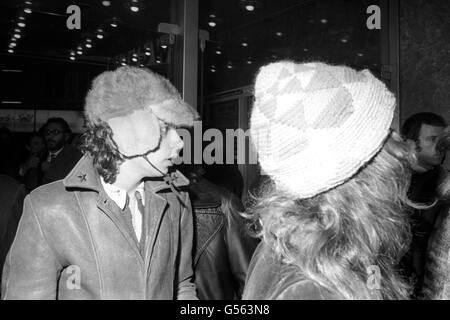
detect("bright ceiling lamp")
[240,0,262,12]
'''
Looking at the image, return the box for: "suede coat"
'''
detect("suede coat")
[2,156,197,300]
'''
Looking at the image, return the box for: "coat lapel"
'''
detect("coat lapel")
[64,156,144,264]
[96,192,144,265]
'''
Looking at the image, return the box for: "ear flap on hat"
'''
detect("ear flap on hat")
[107,108,161,157]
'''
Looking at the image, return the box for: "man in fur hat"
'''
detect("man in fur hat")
[2,67,199,299]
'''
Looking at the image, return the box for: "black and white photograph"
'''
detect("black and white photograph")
[0,0,450,309]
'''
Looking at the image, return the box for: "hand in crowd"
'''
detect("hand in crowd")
[23,155,40,172]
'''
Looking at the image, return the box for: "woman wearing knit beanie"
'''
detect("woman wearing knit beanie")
[243,61,416,300]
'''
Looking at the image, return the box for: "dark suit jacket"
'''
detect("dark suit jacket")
[0,174,26,290]
[41,145,83,185]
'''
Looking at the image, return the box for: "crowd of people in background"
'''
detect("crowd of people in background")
[0,62,449,300]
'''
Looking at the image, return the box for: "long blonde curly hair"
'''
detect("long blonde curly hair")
[246,132,416,299]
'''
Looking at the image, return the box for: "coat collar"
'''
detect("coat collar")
[63,155,190,194]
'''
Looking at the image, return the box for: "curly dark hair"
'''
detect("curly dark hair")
[80,120,124,184]
[401,112,446,141]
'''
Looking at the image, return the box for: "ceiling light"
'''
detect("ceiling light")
[121,62,127,66]
[9,42,16,47]
[357,53,364,57]
[131,57,138,62]
[76,50,83,55]
[208,21,216,27]
[96,34,104,39]
[86,38,92,43]
[18,22,26,28]
[8,49,14,54]
[110,20,118,27]
[303,48,308,52]
[215,49,222,55]
[210,68,216,73]
[1,101,22,104]
[85,43,92,48]
[13,34,21,39]
[24,8,32,14]
[70,56,76,61]
[341,38,348,43]
[14,28,21,33]
[102,1,111,6]
[276,32,283,36]
[124,0,143,13]
[156,59,161,64]
[241,42,248,47]
[161,44,167,49]
[144,50,151,56]
[70,51,75,56]
[240,0,261,12]
[25,1,32,5]
[320,19,328,24]
[246,60,252,65]
[18,16,25,21]
[209,14,216,18]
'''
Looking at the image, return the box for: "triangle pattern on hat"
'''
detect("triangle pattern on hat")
[297,70,316,89]
[281,76,304,95]
[311,86,354,129]
[274,92,306,118]
[293,63,317,74]
[276,99,307,130]
[258,97,277,120]
[302,87,338,126]
[305,69,343,92]
[278,67,292,80]
[266,82,280,96]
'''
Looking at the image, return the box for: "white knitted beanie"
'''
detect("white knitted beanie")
[250,61,395,199]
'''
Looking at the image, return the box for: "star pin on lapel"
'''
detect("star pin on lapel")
[78,173,87,182]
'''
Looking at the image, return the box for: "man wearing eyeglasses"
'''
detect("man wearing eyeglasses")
[40,117,82,185]
[2,67,199,300]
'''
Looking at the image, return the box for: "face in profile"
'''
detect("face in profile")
[415,124,445,169]
[44,122,68,152]
[144,121,184,176]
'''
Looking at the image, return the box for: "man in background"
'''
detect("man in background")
[40,117,82,185]
[401,112,447,296]
[181,165,257,299]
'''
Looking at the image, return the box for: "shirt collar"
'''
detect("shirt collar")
[49,147,64,157]
[100,178,145,210]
